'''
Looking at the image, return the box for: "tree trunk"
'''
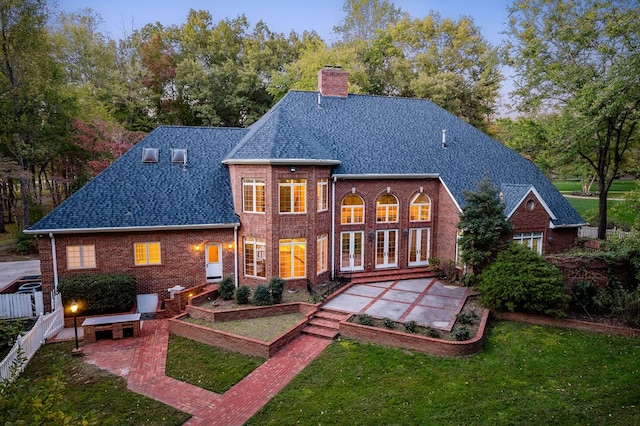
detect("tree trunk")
[19,176,30,229]
[597,179,608,240]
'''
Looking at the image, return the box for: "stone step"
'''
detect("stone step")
[309,317,340,330]
[302,325,339,339]
[314,310,351,322]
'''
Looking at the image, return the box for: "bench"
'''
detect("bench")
[82,313,141,343]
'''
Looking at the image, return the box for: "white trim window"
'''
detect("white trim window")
[317,234,328,275]
[513,232,544,254]
[244,237,266,278]
[67,245,96,269]
[134,242,161,265]
[341,194,364,224]
[279,179,306,213]
[279,238,306,279]
[243,178,265,213]
[410,193,431,222]
[376,194,398,223]
[317,178,328,212]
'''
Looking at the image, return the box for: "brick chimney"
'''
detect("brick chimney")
[318,66,348,98]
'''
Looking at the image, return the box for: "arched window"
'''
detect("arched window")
[376,194,398,223]
[410,193,431,221]
[341,195,364,224]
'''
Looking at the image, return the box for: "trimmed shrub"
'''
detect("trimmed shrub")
[426,327,441,338]
[252,285,272,306]
[478,243,568,317]
[357,314,374,326]
[382,317,396,329]
[219,276,235,301]
[404,320,418,333]
[453,326,470,341]
[268,277,286,304]
[235,286,251,305]
[58,274,137,315]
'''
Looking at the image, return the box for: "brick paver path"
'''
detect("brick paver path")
[82,320,331,425]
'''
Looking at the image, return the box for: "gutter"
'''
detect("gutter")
[222,158,341,166]
[549,222,588,229]
[331,176,336,279]
[234,226,239,287]
[24,222,241,235]
[333,173,440,180]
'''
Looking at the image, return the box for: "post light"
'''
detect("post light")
[70,300,80,353]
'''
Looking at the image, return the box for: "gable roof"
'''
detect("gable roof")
[27,126,247,233]
[501,184,557,220]
[224,91,584,227]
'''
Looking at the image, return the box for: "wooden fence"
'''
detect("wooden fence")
[0,292,45,319]
[578,226,632,240]
[0,293,64,382]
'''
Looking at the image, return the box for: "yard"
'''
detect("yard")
[9,321,640,425]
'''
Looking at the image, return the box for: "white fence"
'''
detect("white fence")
[0,293,64,382]
[0,292,45,319]
[578,226,632,240]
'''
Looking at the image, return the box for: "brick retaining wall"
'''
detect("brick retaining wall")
[339,309,490,357]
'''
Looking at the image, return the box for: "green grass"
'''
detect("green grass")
[165,335,263,393]
[184,312,305,341]
[246,321,640,425]
[565,197,636,226]
[553,179,637,194]
[13,341,190,425]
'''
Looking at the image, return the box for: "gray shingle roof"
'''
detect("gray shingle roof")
[225,91,584,227]
[28,90,583,233]
[28,126,247,232]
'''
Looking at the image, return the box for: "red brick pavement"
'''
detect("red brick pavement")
[82,320,331,425]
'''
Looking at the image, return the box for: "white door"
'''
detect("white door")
[206,244,223,281]
[376,229,398,268]
[341,231,364,271]
[408,228,430,266]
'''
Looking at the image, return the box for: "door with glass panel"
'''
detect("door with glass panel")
[206,244,223,281]
[376,230,397,268]
[341,231,364,271]
[408,228,430,266]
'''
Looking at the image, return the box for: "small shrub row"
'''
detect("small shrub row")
[58,274,137,315]
[220,276,287,306]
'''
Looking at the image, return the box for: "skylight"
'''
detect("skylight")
[142,148,159,163]
[171,148,187,164]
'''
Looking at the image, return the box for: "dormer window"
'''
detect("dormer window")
[142,148,159,163]
[171,148,187,164]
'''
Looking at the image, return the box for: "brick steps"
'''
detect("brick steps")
[302,309,351,340]
[349,268,437,285]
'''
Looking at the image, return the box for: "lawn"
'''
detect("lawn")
[8,341,190,425]
[565,197,636,226]
[553,179,637,194]
[183,312,305,341]
[247,321,640,425]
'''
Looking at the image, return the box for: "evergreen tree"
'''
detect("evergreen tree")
[457,176,513,276]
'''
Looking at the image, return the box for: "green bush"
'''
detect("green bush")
[268,277,286,304]
[382,317,395,329]
[57,274,137,315]
[456,310,479,326]
[597,281,640,328]
[235,286,251,305]
[252,285,272,306]
[477,243,568,317]
[426,327,441,338]
[13,231,36,255]
[357,314,374,326]
[404,320,418,333]
[453,326,471,341]
[219,276,235,301]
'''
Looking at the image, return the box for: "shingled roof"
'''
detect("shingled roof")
[224,91,584,227]
[28,90,583,234]
[28,126,247,233]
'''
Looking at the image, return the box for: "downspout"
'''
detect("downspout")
[234,226,239,288]
[331,176,336,280]
[49,233,59,292]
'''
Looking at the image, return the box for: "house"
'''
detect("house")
[26,68,584,312]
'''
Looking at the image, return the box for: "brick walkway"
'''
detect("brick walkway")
[82,320,331,425]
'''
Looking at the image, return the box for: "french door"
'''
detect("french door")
[408,228,430,266]
[341,231,364,271]
[376,230,397,268]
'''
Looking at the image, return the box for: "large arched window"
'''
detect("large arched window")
[376,194,398,222]
[410,193,431,221]
[341,195,364,224]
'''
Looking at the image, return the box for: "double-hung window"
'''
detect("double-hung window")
[244,237,266,278]
[279,179,306,213]
[243,178,265,213]
[317,178,328,212]
[134,242,161,265]
[67,245,96,269]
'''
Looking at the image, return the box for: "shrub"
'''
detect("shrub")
[252,285,272,306]
[404,320,418,333]
[570,281,600,313]
[268,277,286,304]
[456,310,479,326]
[597,281,640,328]
[453,326,471,341]
[382,317,395,329]
[426,327,441,338]
[477,243,568,317]
[219,276,235,301]
[235,286,251,305]
[14,231,36,255]
[357,314,374,326]
[58,274,137,315]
